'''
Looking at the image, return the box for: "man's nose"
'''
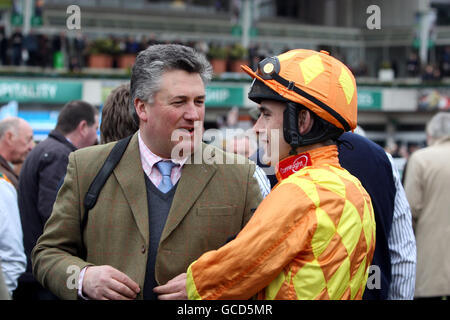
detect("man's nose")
[252,116,264,134]
[184,102,201,121]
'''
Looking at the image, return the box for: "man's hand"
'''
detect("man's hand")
[82,265,140,300]
[153,273,187,300]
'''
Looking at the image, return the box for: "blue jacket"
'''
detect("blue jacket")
[338,132,395,300]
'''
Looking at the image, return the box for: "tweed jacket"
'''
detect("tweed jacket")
[32,132,262,300]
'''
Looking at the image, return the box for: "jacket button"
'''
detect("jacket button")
[141,245,146,254]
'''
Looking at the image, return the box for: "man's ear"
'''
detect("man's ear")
[77,120,88,136]
[134,98,148,122]
[5,130,15,145]
[298,110,314,135]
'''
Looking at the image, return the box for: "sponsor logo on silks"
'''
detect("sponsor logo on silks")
[276,152,312,180]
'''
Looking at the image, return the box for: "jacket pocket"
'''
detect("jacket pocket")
[197,206,235,216]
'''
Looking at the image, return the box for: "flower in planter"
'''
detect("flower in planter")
[228,43,248,61]
[207,45,228,60]
[87,38,121,56]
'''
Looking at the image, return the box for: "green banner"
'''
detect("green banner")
[31,0,43,26]
[357,89,382,110]
[205,86,244,107]
[11,0,23,26]
[0,80,83,103]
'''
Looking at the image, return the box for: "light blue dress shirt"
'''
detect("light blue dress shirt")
[0,178,26,295]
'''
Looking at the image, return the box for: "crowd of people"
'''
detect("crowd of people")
[0,43,449,301]
[0,27,161,70]
[3,25,450,82]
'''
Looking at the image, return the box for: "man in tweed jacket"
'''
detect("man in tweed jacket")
[32,44,262,300]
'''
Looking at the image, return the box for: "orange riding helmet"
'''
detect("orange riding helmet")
[242,49,358,136]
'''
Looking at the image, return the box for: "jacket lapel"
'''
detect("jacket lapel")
[113,133,149,244]
[159,144,217,243]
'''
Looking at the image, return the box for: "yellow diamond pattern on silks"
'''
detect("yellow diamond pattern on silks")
[293,259,327,299]
[287,176,321,208]
[339,66,355,104]
[326,256,351,299]
[265,271,287,300]
[299,55,324,85]
[349,256,368,299]
[307,168,346,199]
[336,199,363,256]
[328,166,366,196]
[362,200,375,250]
[311,207,336,258]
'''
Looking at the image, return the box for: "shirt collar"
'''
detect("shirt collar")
[275,145,340,182]
[138,131,187,173]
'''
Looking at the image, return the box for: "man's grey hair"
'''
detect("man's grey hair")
[0,117,20,139]
[426,112,450,144]
[130,44,213,125]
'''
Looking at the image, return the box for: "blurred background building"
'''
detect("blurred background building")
[0,0,449,174]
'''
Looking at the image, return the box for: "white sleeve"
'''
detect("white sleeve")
[385,153,416,300]
[0,180,27,294]
[77,266,90,300]
[253,165,271,199]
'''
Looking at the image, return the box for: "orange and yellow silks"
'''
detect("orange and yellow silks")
[186,145,376,300]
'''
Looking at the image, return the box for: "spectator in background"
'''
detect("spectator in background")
[422,64,441,82]
[338,131,416,300]
[0,27,8,65]
[441,46,450,77]
[68,56,81,73]
[404,112,450,300]
[0,172,26,297]
[23,30,38,66]
[73,33,86,69]
[100,83,138,144]
[0,117,34,190]
[15,101,99,300]
[10,29,23,66]
[406,52,420,77]
[125,36,140,55]
[37,34,51,68]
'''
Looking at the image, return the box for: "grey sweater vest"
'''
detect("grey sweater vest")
[143,175,178,300]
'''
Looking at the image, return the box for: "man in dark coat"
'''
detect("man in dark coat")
[14,101,99,300]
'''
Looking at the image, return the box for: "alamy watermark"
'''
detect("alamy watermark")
[168,121,279,176]
[65,4,381,31]
[66,5,81,30]
[66,265,81,290]
[366,5,381,30]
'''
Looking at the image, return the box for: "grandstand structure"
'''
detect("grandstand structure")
[1,0,449,153]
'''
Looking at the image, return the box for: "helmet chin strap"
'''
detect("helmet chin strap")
[283,102,302,155]
[283,102,344,153]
